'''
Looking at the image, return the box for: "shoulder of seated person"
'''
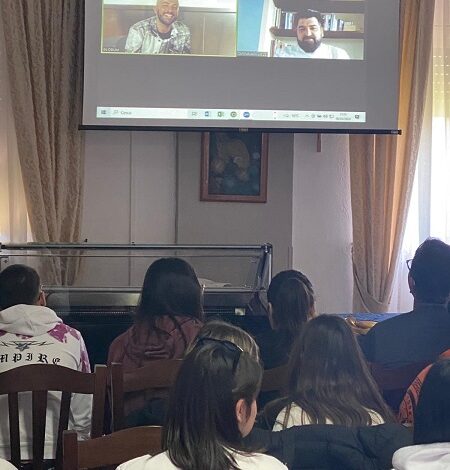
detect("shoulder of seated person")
[368,312,414,331]
[241,452,288,469]
[117,453,168,469]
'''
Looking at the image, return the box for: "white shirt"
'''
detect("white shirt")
[392,443,450,470]
[117,450,288,470]
[275,42,350,59]
[273,402,385,430]
[0,459,16,470]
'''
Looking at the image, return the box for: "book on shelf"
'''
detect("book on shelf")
[273,9,362,34]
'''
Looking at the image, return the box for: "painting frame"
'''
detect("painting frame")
[200,132,268,203]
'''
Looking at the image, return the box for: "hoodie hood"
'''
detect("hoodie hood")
[114,315,202,367]
[0,304,62,337]
[393,443,450,470]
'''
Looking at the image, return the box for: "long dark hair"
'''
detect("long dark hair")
[414,358,450,444]
[267,270,315,343]
[283,315,393,426]
[164,340,263,470]
[135,258,204,344]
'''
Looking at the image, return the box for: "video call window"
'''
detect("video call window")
[102,0,237,56]
[236,0,365,60]
[101,0,365,60]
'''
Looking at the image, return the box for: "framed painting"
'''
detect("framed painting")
[200,132,268,202]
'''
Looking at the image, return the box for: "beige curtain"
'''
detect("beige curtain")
[0,14,29,243]
[0,0,84,246]
[349,0,435,312]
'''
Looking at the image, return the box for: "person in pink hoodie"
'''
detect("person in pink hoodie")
[107,257,204,419]
[0,264,91,460]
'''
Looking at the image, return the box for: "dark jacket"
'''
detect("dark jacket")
[358,304,450,368]
[245,424,413,470]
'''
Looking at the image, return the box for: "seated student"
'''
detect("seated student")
[107,257,203,417]
[398,348,450,425]
[127,319,260,427]
[256,270,315,369]
[117,337,287,469]
[188,319,260,360]
[358,238,450,368]
[271,315,392,430]
[0,264,91,460]
[393,358,450,469]
[246,421,413,470]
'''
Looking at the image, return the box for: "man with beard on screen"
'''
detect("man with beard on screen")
[275,9,349,59]
[125,0,191,54]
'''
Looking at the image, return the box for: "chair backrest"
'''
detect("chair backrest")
[369,361,430,412]
[110,360,182,431]
[0,364,107,470]
[260,364,289,393]
[63,426,162,470]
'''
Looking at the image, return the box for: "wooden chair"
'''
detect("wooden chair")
[369,361,431,412]
[62,426,162,470]
[260,364,289,393]
[0,364,107,470]
[110,360,182,431]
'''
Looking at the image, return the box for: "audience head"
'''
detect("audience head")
[137,257,203,322]
[0,264,44,310]
[267,269,315,341]
[286,314,392,426]
[408,238,450,305]
[164,338,263,469]
[188,319,260,361]
[414,359,450,444]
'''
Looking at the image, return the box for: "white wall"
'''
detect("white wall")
[81,130,354,311]
[292,134,353,314]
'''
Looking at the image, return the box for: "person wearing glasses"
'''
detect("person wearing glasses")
[274,9,350,59]
[358,238,450,369]
[0,264,91,460]
[117,338,287,470]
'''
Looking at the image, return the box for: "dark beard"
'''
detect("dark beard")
[157,12,176,27]
[298,37,321,53]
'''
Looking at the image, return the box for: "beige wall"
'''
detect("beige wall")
[81,130,353,312]
[176,132,294,275]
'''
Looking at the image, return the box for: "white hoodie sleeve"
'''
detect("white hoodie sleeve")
[393,443,450,470]
[69,393,93,440]
[69,331,93,439]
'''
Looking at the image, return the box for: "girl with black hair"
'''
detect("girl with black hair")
[272,315,393,429]
[256,270,315,369]
[108,258,204,417]
[393,358,450,469]
[118,339,287,470]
